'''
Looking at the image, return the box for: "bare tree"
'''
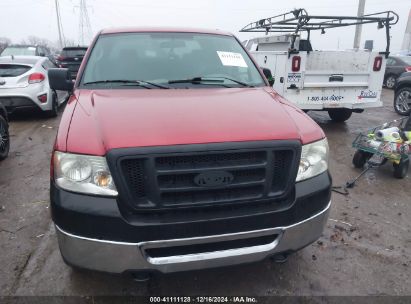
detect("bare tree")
[27,35,52,48]
[0,37,11,53]
[64,39,77,47]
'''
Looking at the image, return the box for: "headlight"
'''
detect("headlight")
[296,138,329,182]
[53,151,118,196]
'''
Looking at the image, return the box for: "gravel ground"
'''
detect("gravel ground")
[0,89,410,296]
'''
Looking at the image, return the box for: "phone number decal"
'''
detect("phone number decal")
[307,95,344,102]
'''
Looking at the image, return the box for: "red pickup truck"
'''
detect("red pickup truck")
[48,27,331,277]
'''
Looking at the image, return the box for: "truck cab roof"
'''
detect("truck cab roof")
[100,27,233,37]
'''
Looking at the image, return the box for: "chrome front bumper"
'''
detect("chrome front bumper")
[55,201,331,274]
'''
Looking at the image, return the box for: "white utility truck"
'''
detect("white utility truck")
[242,9,398,122]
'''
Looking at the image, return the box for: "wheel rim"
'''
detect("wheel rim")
[0,120,9,154]
[395,90,411,114]
[386,76,396,88]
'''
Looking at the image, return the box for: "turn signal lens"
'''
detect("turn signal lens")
[93,170,113,188]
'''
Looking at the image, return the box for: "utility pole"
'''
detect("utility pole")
[353,0,366,49]
[55,0,64,48]
[401,9,411,52]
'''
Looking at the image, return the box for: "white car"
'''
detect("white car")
[0,56,67,117]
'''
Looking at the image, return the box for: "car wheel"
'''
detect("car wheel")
[45,92,59,118]
[328,109,352,122]
[352,150,372,168]
[385,75,397,89]
[0,115,10,160]
[394,87,411,116]
[393,158,409,179]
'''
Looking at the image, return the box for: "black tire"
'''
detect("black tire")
[352,150,372,168]
[328,109,352,122]
[393,158,409,179]
[0,115,9,160]
[385,75,397,89]
[45,92,59,118]
[394,87,411,116]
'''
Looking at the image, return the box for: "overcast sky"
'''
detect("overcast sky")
[0,0,410,51]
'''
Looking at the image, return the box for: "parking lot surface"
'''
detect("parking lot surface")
[0,89,410,296]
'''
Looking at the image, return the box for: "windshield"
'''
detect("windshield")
[62,49,87,57]
[1,47,36,56]
[81,32,265,88]
[400,56,411,65]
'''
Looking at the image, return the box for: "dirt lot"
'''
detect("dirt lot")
[0,89,410,296]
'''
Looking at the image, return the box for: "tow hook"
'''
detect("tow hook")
[270,253,289,263]
[131,271,152,282]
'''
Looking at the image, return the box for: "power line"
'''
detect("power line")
[78,0,92,45]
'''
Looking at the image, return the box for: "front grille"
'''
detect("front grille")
[161,185,264,206]
[110,141,299,211]
[272,150,292,193]
[121,159,146,199]
[156,151,266,170]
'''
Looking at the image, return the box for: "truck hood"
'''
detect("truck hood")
[66,88,323,155]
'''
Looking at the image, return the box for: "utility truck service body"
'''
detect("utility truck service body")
[242,9,398,122]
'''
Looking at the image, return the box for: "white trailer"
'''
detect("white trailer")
[241,9,399,122]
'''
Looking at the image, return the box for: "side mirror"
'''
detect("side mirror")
[262,67,274,86]
[48,68,74,92]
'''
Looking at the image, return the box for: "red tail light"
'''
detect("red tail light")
[373,56,383,72]
[37,93,48,103]
[292,56,301,72]
[57,55,66,61]
[405,66,411,72]
[28,73,45,84]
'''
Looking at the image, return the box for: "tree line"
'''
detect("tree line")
[0,35,78,54]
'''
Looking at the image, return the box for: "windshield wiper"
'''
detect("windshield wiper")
[132,80,169,89]
[212,76,255,88]
[168,76,254,87]
[83,79,169,89]
[168,77,224,84]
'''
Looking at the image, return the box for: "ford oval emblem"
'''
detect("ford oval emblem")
[194,171,234,188]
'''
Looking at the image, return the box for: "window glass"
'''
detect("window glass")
[1,47,36,56]
[81,32,265,88]
[0,64,32,77]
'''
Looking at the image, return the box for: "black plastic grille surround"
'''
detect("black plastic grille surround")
[108,141,301,211]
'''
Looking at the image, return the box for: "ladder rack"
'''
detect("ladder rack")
[240,9,399,55]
